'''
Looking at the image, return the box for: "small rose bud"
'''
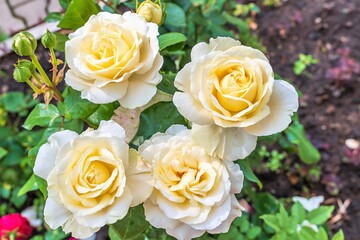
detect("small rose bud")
[41,30,57,49]
[13,60,35,83]
[137,0,163,25]
[12,31,37,56]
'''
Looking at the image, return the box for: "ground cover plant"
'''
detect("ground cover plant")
[0,0,356,239]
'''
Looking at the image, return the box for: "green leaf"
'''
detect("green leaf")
[234,217,249,233]
[285,121,321,164]
[158,33,187,51]
[164,3,186,27]
[0,107,7,126]
[45,12,62,22]
[272,232,287,240]
[0,92,36,113]
[23,104,60,130]
[86,102,119,127]
[54,32,69,52]
[44,228,68,240]
[10,188,27,208]
[316,227,329,240]
[18,175,38,196]
[59,0,72,9]
[293,61,306,75]
[278,204,289,228]
[109,205,149,240]
[62,119,84,133]
[58,0,99,30]
[261,215,281,232]
[332,229,344,240]
[237,157,263,189]
[307,206,334,225]
[0,147,8,159]
[63,87,100,120]
[252,193,279,215]
[247,227,261,239]
[158,72,177,94]
[291,202,306,224]
[18,130,44,148]
[133,101,187,145]
[298,226,317,240]
[35,175,48,199]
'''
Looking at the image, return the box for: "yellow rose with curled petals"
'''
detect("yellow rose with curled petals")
[34,121,153,238]
[65,12,163,108]
[139,125,244,240]
[174,37,299,161]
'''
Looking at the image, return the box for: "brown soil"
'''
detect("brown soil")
[254,0,360,238]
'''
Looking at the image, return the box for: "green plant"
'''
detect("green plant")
[262,0,282,7]
[0,92,39,215]
[261,201,342,240]
[266,150,287,171]
[293,53,318,76]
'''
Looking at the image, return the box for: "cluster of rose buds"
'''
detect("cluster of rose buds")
[12,30,64,104]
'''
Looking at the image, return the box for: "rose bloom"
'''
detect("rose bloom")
[34,120,153,238]
[0,213,32,240]
[65,12,163,108]
[173,37,299,161]
[139,125,244,240]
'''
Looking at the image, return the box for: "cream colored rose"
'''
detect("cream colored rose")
[65,12,163,108]
[139,125,244,240]
[33,121,153,238]
[173,37,299,161]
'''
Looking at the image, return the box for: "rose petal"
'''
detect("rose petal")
[119,55,163,109]
[244,80,299,136]
[208,195,243,234]
[44,198,71,229]
[190,37,242,60]
[173,92,214,125]
[34,130,78,179]
[127,149,153,207]
[191,124,257,161]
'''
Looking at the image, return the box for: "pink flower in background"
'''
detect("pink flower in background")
[0,213,32,240]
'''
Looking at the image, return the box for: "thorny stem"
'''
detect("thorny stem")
[30,54,64,102]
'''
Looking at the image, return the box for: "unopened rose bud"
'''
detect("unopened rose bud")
[13,60,35,83]
[41,30,56,49]
[12,31,37,56]
[137,0,163,25]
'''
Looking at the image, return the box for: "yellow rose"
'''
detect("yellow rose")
[136,0,163,25]
[65,12,163,108]
[33,121,153,238]
[173,37,298,161]
[139,125,244,240]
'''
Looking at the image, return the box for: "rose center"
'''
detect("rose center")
[213,65,258,112]
[84,161,111,185]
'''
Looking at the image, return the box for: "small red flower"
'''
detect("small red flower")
[0,213,32,240]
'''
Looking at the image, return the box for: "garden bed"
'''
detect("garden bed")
[255,0,360,238]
